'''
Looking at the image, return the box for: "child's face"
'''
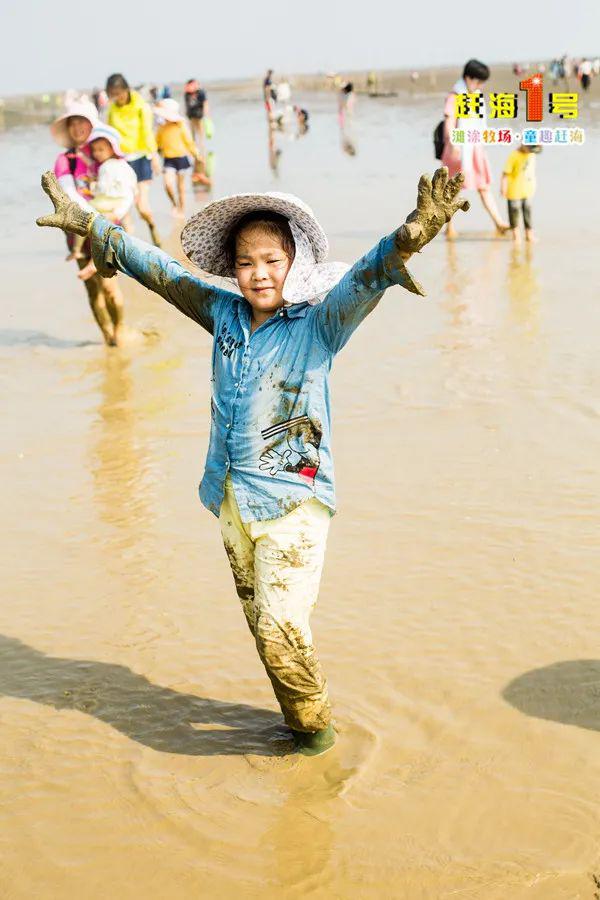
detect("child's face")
[108,86,129,106]
[67,116,92,147]
[465,76,483,92]
[90,138,114,164]
[234,225,292,316]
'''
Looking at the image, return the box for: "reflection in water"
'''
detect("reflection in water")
[265,793,335,896]
[340,129,357,157]
[506,244,540,335]
[437,239,507,405]
[89,353,152,550]
[441,239,471,332]
[268,122,283,176]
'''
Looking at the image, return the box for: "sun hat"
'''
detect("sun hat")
[181,192,350,305]
[153,98,184,122]
[88,124,124,157]
[50,99,99,147]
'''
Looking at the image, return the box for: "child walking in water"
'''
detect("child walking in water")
[501,144,539,243]
[37,167,468,756]
[49,100,125,347]
[154,99,208,216]
[72,125,138,283]
[106,73,162,246]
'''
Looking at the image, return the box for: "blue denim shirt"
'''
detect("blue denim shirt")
[91,217,422,522]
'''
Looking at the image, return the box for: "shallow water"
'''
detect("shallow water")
[2,85,600,898]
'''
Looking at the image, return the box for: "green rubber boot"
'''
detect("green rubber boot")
[292,723,336,757]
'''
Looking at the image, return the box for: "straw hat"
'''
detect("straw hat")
[181,192,350,305]
[50,99,98,147]
[88,124,124,158]
[153,98,184,122]
[181,192,329,277]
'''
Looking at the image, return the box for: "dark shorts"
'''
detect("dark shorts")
[127,156,153,182]
[164,155,191,172]
[507,199,532,230]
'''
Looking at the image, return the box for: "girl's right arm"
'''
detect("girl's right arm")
[90,217,234,334]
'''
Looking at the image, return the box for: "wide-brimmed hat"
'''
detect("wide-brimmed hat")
[153,98,183,122]
[50,99,98,147]
[182,192,329,275]
[181,192,348,305]
[88,124,124,158]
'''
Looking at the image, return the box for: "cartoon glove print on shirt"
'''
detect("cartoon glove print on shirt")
[259,416,322,486]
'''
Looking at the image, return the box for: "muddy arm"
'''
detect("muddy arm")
[36,171,234,335]
[311,233,421,355]
[312,167,469,355]
[89,218,236,335]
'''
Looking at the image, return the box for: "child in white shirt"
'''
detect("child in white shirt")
[74,124,138,280]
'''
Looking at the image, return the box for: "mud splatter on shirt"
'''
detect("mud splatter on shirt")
[91,218,420,522]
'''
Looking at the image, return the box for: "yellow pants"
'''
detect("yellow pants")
[219,475,331,732]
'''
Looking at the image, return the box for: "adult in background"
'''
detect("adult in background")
[441,59,509,238]
[106,73,161,246]
[578,58,593,92]
[50,100,125,345]
[184,79,209,153]
[263,69,277,118]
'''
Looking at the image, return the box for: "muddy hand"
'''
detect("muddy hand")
[36,171,97,237]
[396,168,470,255]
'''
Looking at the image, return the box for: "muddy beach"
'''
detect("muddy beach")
[2,78,600,898]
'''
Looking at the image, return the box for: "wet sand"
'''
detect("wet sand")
[1,85,600,898]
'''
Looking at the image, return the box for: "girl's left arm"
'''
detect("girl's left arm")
[313,167,469,354]
[312,235,423,354]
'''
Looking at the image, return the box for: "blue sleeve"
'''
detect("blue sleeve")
[90,217,238,335]
[311,233,425,355]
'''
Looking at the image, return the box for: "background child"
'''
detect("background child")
[37,166,469,756]
[501,143,540,243]
[74,125,138,282]
[154,99,208,216]
[183,79,209,153]
[106,72,161,246]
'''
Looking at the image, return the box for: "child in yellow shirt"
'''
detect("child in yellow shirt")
[501,144,540,243]
[154,99,209,217]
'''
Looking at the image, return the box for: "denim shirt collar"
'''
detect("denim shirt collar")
[234,297,310,332]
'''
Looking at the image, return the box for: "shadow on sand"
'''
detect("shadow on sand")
[503,660,600,732]
[0,329,99,349]
[0,634,287,756]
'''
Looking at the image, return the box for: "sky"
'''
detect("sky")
[1,0,599,96]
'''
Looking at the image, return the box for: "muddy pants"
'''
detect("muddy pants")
[507,198,532,230]
[219,475,331,732]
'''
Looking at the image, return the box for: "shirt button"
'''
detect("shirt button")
[226,423,231,428]
[235,382,239,387]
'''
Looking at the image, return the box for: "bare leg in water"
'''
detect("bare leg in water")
[478,187,510,233]
[162,167,178,211]
[446,187,509,238]
[78,259,115,345]
[176,171,186,216]
[101,275,124,346]
[136,180,161,246]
